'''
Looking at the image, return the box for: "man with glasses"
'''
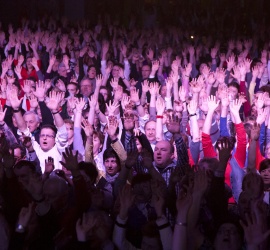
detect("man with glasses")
[10,91,68,173]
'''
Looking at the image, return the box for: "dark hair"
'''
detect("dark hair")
[198,158,219,172]
[78,161,98,183]
[40,124,57,136]
[131,173,152,187]
[259,158,270,173]
[228,82,240,93]
[103,147,121,167]
[14,160,36,172]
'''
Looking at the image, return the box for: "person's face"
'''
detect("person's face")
[160,86,167,98]
[228,86,238,101]
[123,111,135,131]
[26,58,33,70]
[104,157,119,176]
[154,141,173,168]
[112,65,120,78]
[93,134,102,155]
[67,84,78,96]
[24,113,40,133]
[260,168,270,186]
[214,223,241,250]
[199,63,207,74]
[65,123,74,140]
[12,147,23,163]
[58,66,67,77]
[80,79,93,97]
[100,88,108,101]
[145,121,156,142]
[39,128,56,152]
[141,65,151,79]
[88,67,96,78]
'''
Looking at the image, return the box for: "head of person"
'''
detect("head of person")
[154,140,174,168]
[242,172,264,200]
[103,148,121,176]
[228,82,239,101]
[26,56,33,70]
[135,137,143,152]
[123,110,136,131]
[198,157,219,173]
[144,120,156,143]
[23,111,40,133]
[81,210,113,248]
[87,65,97,79]
[214,221,243,250]
[141,64,151,79]
[259,159,270,190]
[160,85,167,99]
[64,119,74,141]
[111,63,123,78]
[80,77,93,97]
[58,63,67,77]
[67,82,79,97]
[10,143,26,163]
[13,160,37,187]
[244,116,256,138]
[78,161,98,189]
[99,86,110,102]
[39,124,57,152]
[93,131,104,156]
[43,176,69,211]
[131,173,152,203]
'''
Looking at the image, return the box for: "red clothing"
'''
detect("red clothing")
[14,59,42,81]
[239,80,251,117]
[202,123,247,203]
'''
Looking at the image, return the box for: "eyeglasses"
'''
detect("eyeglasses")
[40,134,55,139]
[123,113,135,119]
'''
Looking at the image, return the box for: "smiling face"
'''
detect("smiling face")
[39,128,56,152]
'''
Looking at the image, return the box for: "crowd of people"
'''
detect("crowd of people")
[0,10,270,250]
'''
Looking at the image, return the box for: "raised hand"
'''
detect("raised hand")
[250,123,260,141]
[207,95,220,112]
[76,213,98,242]
[81,119,93,137]
[229,99,242,114]
[156,96,165,116]
[110,78,119,90]
[226,54,235,71]
[44,157,54,175]
[107,115,118,140]
[121,95,130,110]
[130,88,140,103]
[46,91,64,112]
[22,80,32,94]
[74,97,85,113]
[141,80,149,93]
[166,113,181,134]
[106,100,120,116]
[187,99,197,115]
[60,148,79,172]
[28,94,38,109]
[9,89,23,110]
[149,82,160,96]
[189,78,203,94]
[95,74,103,88]
[33,81,46,101]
